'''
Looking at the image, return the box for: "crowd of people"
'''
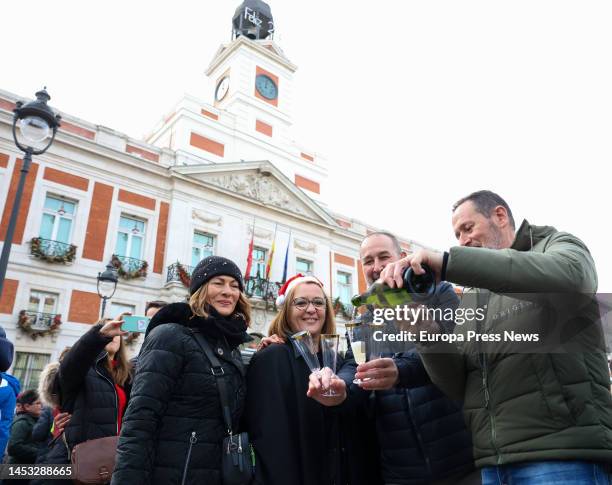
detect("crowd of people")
[0,189,610,485]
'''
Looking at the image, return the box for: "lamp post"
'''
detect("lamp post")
[97,263,118,318]
[0,88,61,298]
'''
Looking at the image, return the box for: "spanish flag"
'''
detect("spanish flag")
[265,238,276,280]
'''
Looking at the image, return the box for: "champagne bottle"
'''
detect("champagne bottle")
[351,265,436,308]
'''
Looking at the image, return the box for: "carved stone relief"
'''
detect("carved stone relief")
[293,239,316,253]
[191,209,223,226]
[206,173,308,216]
[247,226,273,240]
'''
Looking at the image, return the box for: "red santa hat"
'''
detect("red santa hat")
[275,273,324,308]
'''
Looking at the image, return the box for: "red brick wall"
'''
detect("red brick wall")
[0,98,16,111]
[334,253,355,266]
[0,279,19,314]
[255,120,273,137]
[300,152,314,162]
[190,132,225,157]
[118,189,156,211]
[201,109,219,120]
[68,290,101,324]
[126,145,160,163]
[59,121,96,140]
[0,159,39,243]
[82,183,114,261]
[357,261,367,293]
[153,202,169,274]
[43,167,89,191]
[0,152,9,168]
[294,175,320,194]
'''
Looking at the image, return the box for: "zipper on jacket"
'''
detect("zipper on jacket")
[181,431,197,485]
[404,391,432,476]
[95,358,120,435]
[480,355,502,464]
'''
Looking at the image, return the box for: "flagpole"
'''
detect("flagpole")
[245,217,256,281]
[282,229,292,283]
[265,224,278,282]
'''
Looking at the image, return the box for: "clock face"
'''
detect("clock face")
[255,74,278,100]
[215,76,230,101]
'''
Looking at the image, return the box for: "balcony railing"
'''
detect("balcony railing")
[166,262,193,287]
[17,310,62,339]
[332,298,354,319]
[111,254,148,279]
[245,276,282,309]
[30,237,77,263]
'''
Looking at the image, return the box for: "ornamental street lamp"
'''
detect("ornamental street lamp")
[97,263,118,318]
[0,88,61,298]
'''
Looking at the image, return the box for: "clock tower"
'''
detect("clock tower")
[147,0,328,204]
[206,0,297,134]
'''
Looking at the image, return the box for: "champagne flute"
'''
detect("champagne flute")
[290,330,321,374]
[320,334,340,397]
[345,322,370,384]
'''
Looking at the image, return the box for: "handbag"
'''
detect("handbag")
[70,435,119,484]
[191,330,254,485]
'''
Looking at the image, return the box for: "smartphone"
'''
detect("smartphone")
[121,315,151,333]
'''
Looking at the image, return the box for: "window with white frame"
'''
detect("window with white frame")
[40,195,76,243]
[296,258,313,275]
[27,290,59,315]
[109,302,136,319]
[336,271,353,305]
[115,215,146,260]
[191,232,215,267]
[13,352,50,391]
[250,247,267,279]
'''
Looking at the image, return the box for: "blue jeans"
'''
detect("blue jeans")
[482,461,611,485]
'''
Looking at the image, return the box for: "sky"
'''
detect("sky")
[3,1,611,290]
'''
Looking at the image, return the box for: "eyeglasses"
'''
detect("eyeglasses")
[291,297,326,311]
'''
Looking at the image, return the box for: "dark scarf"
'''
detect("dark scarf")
[146,302,250,349]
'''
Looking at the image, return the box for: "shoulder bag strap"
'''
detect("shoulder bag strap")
[190,330,234,435]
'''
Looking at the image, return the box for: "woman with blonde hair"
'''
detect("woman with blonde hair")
[246,274,375,485]
[113,256,252,485]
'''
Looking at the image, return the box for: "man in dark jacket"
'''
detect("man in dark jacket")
[380,190,612,483]
[351,232,477,485]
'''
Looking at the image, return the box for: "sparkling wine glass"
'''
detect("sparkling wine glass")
[345,321,371,384]
[290,330,321,374]
[320,334,340,397]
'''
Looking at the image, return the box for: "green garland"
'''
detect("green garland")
[30,237,77,264]
[18,310,62,340]
[111,254,148,280]
[332,297,352,319]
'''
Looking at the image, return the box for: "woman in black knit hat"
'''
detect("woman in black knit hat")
[112,256,252,485]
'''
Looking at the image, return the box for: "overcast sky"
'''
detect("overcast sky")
[3,1,611,290]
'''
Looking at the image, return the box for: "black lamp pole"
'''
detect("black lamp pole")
[0,88,61,298]
[97,263,118,318]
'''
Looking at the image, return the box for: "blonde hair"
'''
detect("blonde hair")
[268,282,336,339]
[189,281,252,326]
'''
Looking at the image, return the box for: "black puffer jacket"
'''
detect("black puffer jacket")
[58,324,131,450]
[112,303,249,485]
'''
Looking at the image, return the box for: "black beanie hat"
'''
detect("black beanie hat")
[189,256,245,295]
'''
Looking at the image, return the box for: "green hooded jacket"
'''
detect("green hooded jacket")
[420,220,612,467]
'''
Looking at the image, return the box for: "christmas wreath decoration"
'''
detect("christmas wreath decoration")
[111,254,148,280]
[332,297,353,320]
[30,237,77,264]
[176,262,192,288]
[18,310,62,340]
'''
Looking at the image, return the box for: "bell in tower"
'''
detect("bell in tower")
[232,0,274,40]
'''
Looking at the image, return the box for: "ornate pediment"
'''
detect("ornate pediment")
[173,162,336,225]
